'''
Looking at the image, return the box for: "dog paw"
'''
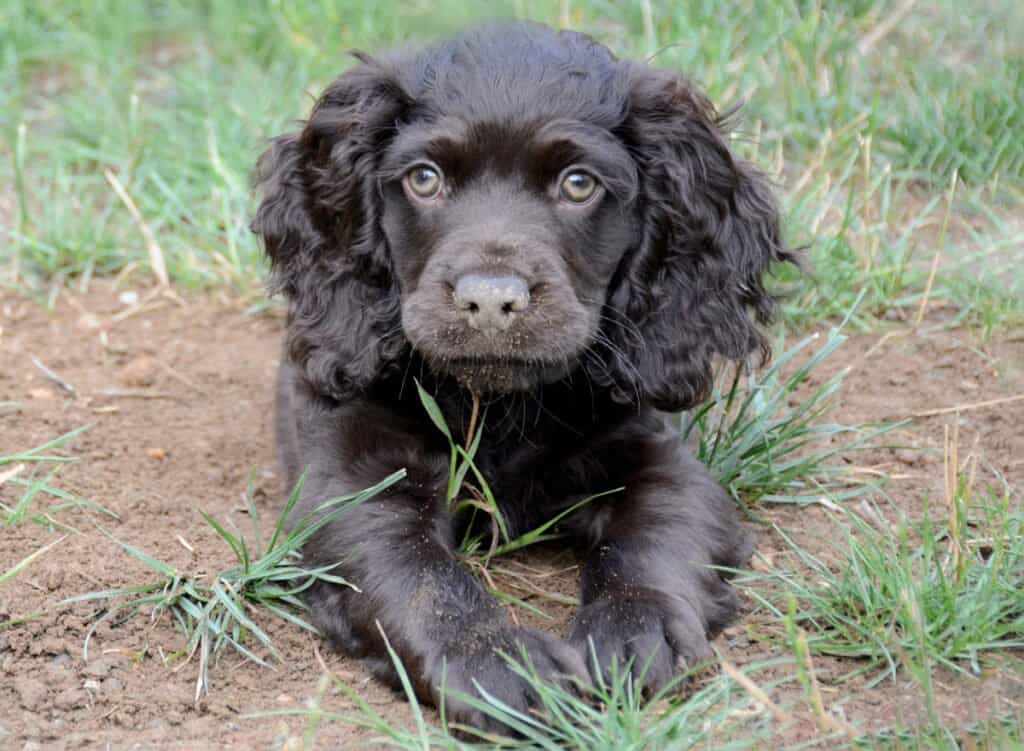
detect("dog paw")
[568,586,711,693]
[425,624,588,736]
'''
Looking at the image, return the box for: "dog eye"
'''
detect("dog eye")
[559,171,598,203]
[405,165,443,199]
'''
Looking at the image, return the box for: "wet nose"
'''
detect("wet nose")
[453,273,530,335]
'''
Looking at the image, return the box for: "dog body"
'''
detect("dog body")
[255,22,792,730]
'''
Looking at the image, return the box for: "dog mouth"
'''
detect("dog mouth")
[432,355,573,392]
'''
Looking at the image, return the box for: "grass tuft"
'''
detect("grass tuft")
[1,425,115,529]
[66,469,405,701]
[739,479,1024,686]
[683,320,899,506]
[260,641,792,749]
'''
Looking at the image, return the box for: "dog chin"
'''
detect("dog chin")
[432,356,572,393]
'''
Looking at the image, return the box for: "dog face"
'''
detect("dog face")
[252,23,792,407]
[380,113,640,392]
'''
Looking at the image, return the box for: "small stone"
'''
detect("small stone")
[275,694,294,704]
[119,355,156,387]
[145,447,167,460]
[23,742,42,751]
[82,679,101,691]
[43,570,64,592]
[29,388,54,400]
[118,290,140,306]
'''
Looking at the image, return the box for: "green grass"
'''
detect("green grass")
[66,469,405,701]
[2,0,1021,326]
[858,714,1024,751]
[1,425,115,529]
[258,612,1024,750]
[263,644,792,749]
[739,479,1024,688]
[682,317,899,507]
[415,379,623,564]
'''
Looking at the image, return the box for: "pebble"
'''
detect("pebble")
[43,570,64,592]
[119,355,156,387]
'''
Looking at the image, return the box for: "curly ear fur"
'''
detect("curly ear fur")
[251,55,409,402]
[600,66,795,412]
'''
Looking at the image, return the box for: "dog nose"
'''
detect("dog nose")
[453,273,530,334]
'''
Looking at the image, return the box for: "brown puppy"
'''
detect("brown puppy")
[253,21,793,733]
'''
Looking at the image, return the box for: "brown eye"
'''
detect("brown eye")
[405,165,443,199]
[559,170,598,203]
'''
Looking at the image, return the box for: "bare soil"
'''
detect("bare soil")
[1,282,1022,749]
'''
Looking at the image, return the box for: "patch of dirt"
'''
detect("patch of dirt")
[1,283,1022,749]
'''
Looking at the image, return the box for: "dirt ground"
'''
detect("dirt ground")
[1,281,1022,749]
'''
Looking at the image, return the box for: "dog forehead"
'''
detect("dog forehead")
[396,23,631,128]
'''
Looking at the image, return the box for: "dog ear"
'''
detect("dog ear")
[251,56,409,402]
[601,66,795,412]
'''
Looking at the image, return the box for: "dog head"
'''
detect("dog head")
[252,22,793,409]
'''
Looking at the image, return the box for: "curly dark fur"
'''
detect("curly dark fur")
[253,22,795,734]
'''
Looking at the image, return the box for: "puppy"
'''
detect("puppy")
[253,21,792,731]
